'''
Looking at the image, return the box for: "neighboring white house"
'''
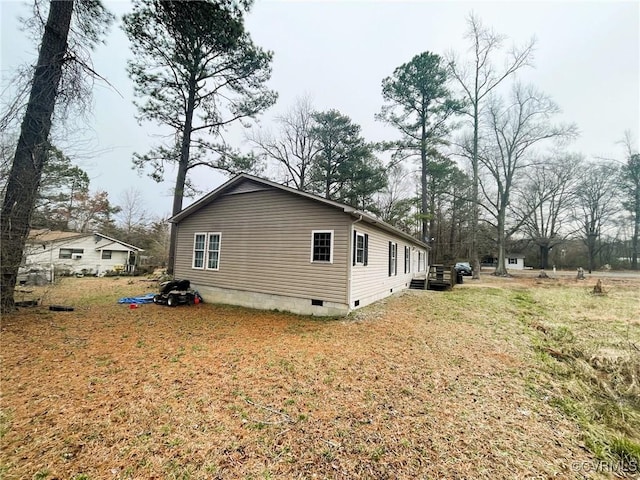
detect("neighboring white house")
[506,253,526,270]
[24,230,143,277]
[170,174,430,316]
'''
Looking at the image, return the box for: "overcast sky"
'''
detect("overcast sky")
[1,0,638,220]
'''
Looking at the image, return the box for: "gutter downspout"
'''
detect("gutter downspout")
[348,214,364,310]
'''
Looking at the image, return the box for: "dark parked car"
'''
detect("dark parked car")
[454,262,473,276]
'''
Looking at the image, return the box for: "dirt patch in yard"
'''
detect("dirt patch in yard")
[2,275,638,479]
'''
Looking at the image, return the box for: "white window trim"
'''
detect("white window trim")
[310,230,334,264]
[389,241,397,276]
[405,245,410,274]
[193,232,222,270]
[206,232,222,271]
[192,232,207,270]
[355,232,365,265]
[508,257,518,265]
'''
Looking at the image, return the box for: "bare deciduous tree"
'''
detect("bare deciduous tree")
[478,84,577,276]
[116,188,148,234]
[574,162,621,273]
[514,153,582,269]
[375,163,416,231]
[448,12,535,278]
[619,132,640,269]
[249,96,319,190]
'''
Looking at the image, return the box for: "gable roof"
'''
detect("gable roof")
[170,173,429,249]
[93,233,144,252]
[27,230,144,252]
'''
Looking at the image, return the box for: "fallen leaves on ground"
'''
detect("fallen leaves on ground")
[2,274,635,479]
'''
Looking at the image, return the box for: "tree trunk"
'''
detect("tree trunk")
[0,1,74,313]
[325,170,331,200]
[539,243,550,270]
[420,120,429,245]
[429,191,437,261]
[494,209,508,276]
[167,75,197,274]
[470,101,481,279]
[449,197,457,258]
[633,189,639,270]
[586,232,597,274]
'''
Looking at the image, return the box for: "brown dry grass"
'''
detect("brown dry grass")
[1,274,638,479]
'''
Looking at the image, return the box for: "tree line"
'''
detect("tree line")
[1,0,638,312]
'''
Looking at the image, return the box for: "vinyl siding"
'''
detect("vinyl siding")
[24,235,133,275]
[350,222,425,307]
[174,188,350,305]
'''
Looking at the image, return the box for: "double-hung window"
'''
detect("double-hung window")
[193,232,221,270]
[388,242,397,276]
[508,258,518,265]
[353,231,369,266]
[404,246,410,274]
[311,230,333,263]
[207,234,221,269]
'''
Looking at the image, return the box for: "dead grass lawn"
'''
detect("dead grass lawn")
[1,274,638,479]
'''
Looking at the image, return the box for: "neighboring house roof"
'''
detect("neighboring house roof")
[170,173,429,249]
[507,253,526,258]
[92,233,144,252]
[28,229,84,243]
[27,230,144,252]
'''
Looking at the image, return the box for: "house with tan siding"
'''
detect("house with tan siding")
[170,174,429,316]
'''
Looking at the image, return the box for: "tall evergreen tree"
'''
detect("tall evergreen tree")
[308,110,381,205]
[31,146,90,230]
[123,0,277,272]
[70,190,120,233]
[377,51,462,245]
[0,0,113,312]
[426,155,471,263]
